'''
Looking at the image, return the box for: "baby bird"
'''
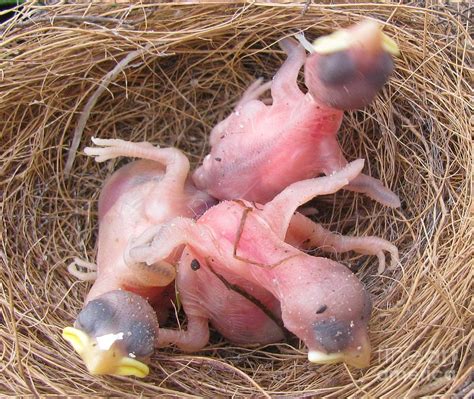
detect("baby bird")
[130,160,392,368]
[193,21,400,207]
[63,138,215,377]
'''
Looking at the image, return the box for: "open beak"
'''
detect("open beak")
[62,326,150,378]
[308,333,371,369]
[311,20,399,57]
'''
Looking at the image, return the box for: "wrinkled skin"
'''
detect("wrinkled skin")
[131,160,391,368]
[193,21,400,207]
[63,138,215,377]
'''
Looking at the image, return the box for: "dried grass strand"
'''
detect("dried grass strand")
[64,42,154,176]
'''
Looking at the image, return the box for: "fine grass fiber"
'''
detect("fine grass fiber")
[0,1,472,397]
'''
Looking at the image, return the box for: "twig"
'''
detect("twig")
[64,43,154,176]
[13,15,134,29]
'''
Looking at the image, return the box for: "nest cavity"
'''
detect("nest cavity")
[0,2,472,397]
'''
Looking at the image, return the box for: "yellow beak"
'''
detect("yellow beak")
[62,326,150,378]
[308,346,371,368]
[308,334,371,368]
[312,21,400,57]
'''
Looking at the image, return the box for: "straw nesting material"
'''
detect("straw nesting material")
[0,1,472,397]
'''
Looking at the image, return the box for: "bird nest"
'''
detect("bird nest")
[1,1,472,397]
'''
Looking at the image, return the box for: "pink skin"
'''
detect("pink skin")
[286,212,399,275]
[68,138,216,362]
[131,160,377,367]
[156,249,285,351]
[193,23,400,207]
[77,138,214,305]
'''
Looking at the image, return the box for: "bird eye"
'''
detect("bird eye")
[124,321,155,358]
[313,319,353,352]
[365,52,394,89]
[76,297,115,337]
[317,51,357,86]
[75,291,157,359]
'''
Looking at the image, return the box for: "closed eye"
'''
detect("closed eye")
[316,51,357,86]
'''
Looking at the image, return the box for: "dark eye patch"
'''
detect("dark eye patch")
[313,319,353,352]
[75,290,156,358]
[365,52,394,88]
[124,319,155,358]
[317,51,357,86]
[311,49,394,110]
[76,297,116,337]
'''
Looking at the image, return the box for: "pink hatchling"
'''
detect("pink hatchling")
[193,21,401,207]
[130,159,398,368]
[63,138,215,377]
